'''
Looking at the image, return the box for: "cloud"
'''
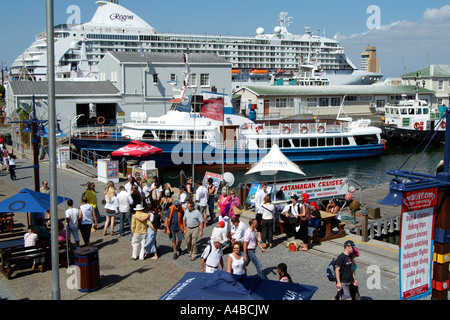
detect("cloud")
[336,5,450,78]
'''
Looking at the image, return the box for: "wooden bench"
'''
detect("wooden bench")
[0,241,69,280]
[0,213,14,233]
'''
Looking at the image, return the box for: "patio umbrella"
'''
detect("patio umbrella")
[160,270,318,300]
[245,144,305,198]
[0,188,71,226]
[111,141,163,158]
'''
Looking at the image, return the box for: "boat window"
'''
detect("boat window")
[423,109,429,115]
[400,108,407,115]
[354,135,379,145]
[301,139,308,148]
[143,130,154,139]
[318,138,326,147]
[283,139,293,148]
[416,108,422,115]
[343,138,350,146]
[408,108,415,115]
[326,138,334,146]
[310,139,317,147]
[292,139,300,148]
[335,137,342,146]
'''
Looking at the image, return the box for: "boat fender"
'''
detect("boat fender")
[317,124,325,133]
[301,124,308,134]
[441,121,446,129]
[385,130,394,138]
[413,133,421,142]
[413,122,420,130]
[97,116,106,125]
[99,132,106,137]
[282,125,290,134]
[400,134,410,143]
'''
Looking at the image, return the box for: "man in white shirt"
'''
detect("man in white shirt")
[65,199,80,247]
[195,180,209,227]
[229,216,247,243]
[116,185,134,236]
[253,183,267,239]
[281,194,303,238]
[124,174,141,194]
[201,237,224,273]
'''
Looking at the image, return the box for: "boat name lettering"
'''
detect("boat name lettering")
[279,179,343,192]
[110,13,134,22]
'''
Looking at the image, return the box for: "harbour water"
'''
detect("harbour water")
[164,144,446,191]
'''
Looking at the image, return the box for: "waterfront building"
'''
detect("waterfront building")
[235,85,435,120]
[361,47,379,74]
[401,65,450,106]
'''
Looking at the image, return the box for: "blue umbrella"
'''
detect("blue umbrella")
[0,188,70,213]
[160,270,318,300]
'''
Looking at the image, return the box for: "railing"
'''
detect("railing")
[69,148,109,169]
[354,215,401,239]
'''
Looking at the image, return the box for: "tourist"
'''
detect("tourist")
[117,185,134,237]
[254,183,267,239]
[277,263,293,283]
[281,195,302,238]
[65,199,80,247]
[297,193,311,251]
[210,220,229,251]
[40,180,50,194]
[35,217,50,243]
[1,146,8,172]
[200,236,224,273]
[183,200,204,261]
[185,176,194,195]
[195,180,208,228]
[130,204,148,261]
[160,188,174,212]
[327,199,342,230]
[227,189,241,220]
[334,240,359,300]
[261,195,275,249]
[103,186,118,236]
[227,241,246,275]
[243,218,266,279]
[165,199,185,260]
[229,216,247,244]
[130,184,142,210]
[179,185,187,208]
[8,153,16,181]
[143,204,159,260]
[125,174,141,194]
[218,187,232,232]
[78,195,97,246]
[24,226,44,272]
[206,178,216,224]
[84,182,100,229]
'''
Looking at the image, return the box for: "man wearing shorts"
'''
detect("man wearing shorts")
[165,200,185,260]
[335,240,359,300]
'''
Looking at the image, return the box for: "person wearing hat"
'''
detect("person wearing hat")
[165,199,185,259]
[210,220,230,251]
[200,236,224,273]
[130,204,149,261]
[281,194,303,238]
[334,240,359,300]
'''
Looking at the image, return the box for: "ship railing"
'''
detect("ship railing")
[71,126,124,140]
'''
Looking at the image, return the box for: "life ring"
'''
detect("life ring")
[317,124,325,133]
[300,124,309,134]
[97,116,106,125]
[282,125,291,134]
[413,122,420,130]
[255,125,263,134]
[99,132,106,137]
[441,121,446,129]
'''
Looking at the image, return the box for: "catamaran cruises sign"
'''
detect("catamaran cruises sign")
[110,13,134,22]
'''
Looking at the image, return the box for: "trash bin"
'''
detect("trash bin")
[74,246,101,293]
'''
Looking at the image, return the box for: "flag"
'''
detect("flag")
[201,93,224,121]
[176,95,192,113]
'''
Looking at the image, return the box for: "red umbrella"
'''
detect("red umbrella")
[111,141,163,158]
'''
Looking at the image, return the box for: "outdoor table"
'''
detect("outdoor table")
[0,238,24,264]
[311,211,345,242]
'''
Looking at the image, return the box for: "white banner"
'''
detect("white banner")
[275,177,349,200]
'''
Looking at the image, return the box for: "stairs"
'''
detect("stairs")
[66,159,98,178]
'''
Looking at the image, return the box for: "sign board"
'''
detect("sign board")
[246,183,274,205]
[399,187,437,300]
[202,172,222,194]
[97,159,119,184]
[274,177,349,200]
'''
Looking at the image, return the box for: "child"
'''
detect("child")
[277,263,293,283]
[24,227,45,272]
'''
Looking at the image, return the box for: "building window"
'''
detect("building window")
[275,98,287,108]
[438,79,444,91]
[200,74,210,87]
[153,74,158,85]
[189,74,197,86]
[319,98,329,107]
[306,98,317,107]
[360,96,373,102]
[331,97,341,106]
[170,74,177,82]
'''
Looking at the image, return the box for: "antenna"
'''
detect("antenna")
[401,56,407,74]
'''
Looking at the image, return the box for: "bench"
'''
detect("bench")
[0,241,69,280]
[310,222,346,243]
[0,213,14,233]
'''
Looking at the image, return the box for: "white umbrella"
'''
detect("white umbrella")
[245,144,306,199]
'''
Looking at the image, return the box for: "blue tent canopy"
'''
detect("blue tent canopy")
[160,270,318,300]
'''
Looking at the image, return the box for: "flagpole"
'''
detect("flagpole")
[221,89,225,178]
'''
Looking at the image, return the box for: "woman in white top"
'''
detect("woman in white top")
[227,241,246,275]
[78,196,97,246]
[260,195,275,249]
[103,187,118,236]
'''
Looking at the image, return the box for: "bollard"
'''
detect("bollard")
[361,208,369,242]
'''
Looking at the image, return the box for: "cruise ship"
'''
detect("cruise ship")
[10,0,383,87]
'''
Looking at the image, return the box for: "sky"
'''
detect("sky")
[1,0,449,79]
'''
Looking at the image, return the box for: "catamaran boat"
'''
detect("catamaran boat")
[10,0,383,88]
[380,92,447,145]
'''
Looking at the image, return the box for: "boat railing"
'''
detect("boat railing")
[240,121,350,136]
[72,126,124,140]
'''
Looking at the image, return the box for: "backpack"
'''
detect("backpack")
[327,258,337,282]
